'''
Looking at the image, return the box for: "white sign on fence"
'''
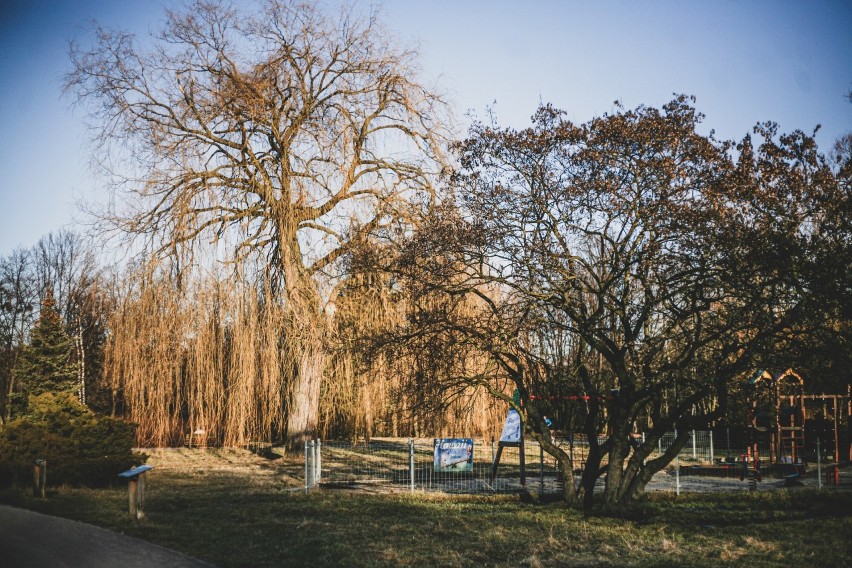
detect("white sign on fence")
[499,409,521,443]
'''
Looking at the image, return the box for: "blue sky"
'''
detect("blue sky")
[1,0,851,254]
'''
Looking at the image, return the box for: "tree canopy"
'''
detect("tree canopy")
[368,96,850,508]
[39,0,849,509]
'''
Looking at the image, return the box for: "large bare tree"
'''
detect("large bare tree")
[67,0,448,446]
[381,97,848,509]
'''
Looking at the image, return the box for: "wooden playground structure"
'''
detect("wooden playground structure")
[746,368,850,485]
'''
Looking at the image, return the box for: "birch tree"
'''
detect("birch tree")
[67,0,448,446]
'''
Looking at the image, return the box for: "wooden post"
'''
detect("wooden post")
[833,395,839,467]
[127,472,148,519]
[408,439,415,493]
[32,459,46,498]
[489,443,504,483]
[128,477,138,517]
[137,472,146,518]
[118,465,153,519]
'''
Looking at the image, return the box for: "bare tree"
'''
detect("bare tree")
[67,0,448,446]
[0,249,38,424]
[384,97,847,510]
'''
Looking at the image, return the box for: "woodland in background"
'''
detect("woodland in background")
[0,1,850,509]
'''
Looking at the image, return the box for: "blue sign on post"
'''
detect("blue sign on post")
[434,438,474,472]
[118,465,154,478]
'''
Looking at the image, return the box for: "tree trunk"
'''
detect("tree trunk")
[75,319,86,405]
[526,400,579,507]
[362,378,373,441]
[285,335,325,448]
[3,371,13,424]
[580,427,603,510]
[281,229,328,450]
[603,407,632,506]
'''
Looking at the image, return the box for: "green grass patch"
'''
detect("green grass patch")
[1,454,850,567]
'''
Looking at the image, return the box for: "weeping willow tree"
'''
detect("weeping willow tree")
[105,261,291,446]
[105,259,502,446]
[105,265,185,445]
[323,269,506,441]
[68,0,448,447]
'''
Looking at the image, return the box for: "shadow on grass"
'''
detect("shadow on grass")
[2,470,851,567]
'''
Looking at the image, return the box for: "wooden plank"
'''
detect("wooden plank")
[118,465,154,478]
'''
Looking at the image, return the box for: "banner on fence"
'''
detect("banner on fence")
[434,438,474,472]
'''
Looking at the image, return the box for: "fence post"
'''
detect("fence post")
[539,443,544,493]
[568,434,574,468]
[32,459,46,499]
[409,439,415,492]
[311,440,316,489]
[314,439,321,484]
[675,430,680,496]
[709,430,714,463]
[691,430,697,459]
[817,437,822,491]
[304,440,310,494]
[726,427,731,457]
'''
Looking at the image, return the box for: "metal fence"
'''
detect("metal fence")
[303,430,845,495]
[306,438,564,494]
[634,429,781,465]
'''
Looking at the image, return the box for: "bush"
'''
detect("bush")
[0,392,145,488]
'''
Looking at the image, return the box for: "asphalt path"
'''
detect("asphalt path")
[0,505,212,567]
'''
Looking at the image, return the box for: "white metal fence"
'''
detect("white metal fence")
[303,430,841,494]
[306,438,564,494]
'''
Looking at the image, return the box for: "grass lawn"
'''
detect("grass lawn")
[1,448,850,567]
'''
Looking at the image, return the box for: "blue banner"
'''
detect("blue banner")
[433,438,474,472]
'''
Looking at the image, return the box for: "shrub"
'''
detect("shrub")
[0,392,145,488]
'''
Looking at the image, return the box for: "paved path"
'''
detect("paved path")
[0,505,212,568]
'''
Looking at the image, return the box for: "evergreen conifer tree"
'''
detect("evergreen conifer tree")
[14,288,78,400]
[0,289,141,488]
